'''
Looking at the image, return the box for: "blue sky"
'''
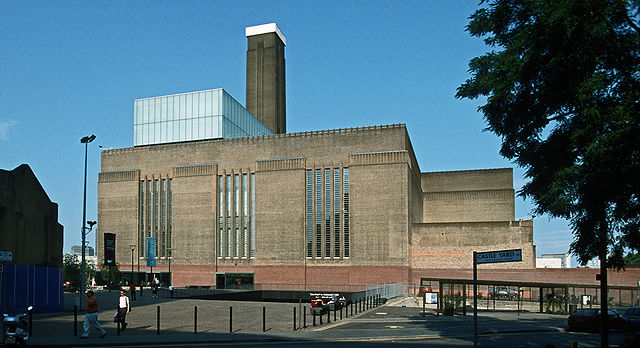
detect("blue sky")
[0,1,573,261]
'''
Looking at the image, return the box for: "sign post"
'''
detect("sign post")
[473,249,522,348]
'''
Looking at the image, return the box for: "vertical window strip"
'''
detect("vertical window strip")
[226,175,232,258]
[306,170,313,258]
[343,168,350,258]
[168,179,172,251]
[324,168,331,258]
[140,181,144,257]
[250,173,255,258]
[242,173,248,258]
[160,180,165,257]
[146,180,151,240]
[334,168,340,258]
[234,174,240,257]
[218,176,224,257]
[315,169,321,258]
[154,180,159,256]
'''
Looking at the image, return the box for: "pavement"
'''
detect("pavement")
[15,290,574,347]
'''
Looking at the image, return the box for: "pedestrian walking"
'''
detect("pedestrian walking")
[117,290,130,330]
[168,284,174,298]
[152,277,159,298]
[80,290,107,339]
[139,280,143,297]
[129,282,136,300]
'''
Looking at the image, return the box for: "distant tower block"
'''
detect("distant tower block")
[246,23,286,134]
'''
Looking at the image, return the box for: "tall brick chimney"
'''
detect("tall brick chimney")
[245,23,286,134]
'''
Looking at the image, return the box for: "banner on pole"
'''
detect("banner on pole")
[146,237,157,267]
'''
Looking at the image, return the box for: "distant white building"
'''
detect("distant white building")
[70,245,95,257]
[536,253,571,268]
[585,259,601,268]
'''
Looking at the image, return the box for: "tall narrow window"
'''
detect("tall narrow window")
[140,181,144,257]
[218,176,224,257]
[160,180,165,257]
[242,173,248,258]
[334,168,340,258]
[226,174,232,258]
[343,168,350,258]
[167,179,172,252]
[306,170,313,257]
[234,174,240,258]
[154,180,159,255]
[250,173,256,258]
[315,169,321,258]
[146,180,151,239]
[324,168,331,258]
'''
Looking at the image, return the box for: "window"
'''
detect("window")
[242,173,248,258]
[306,170,313,257]
[334,168,340,258]
[250,173,256,258]
[343,167,349,258]
[218,176,224,257]
[235,174,240,258]
[226,174,232,258]
[315,169,321,258]
[139,181,144,257]
[306,166,350,259]
[324,168,331,258]
[139,177,172,259]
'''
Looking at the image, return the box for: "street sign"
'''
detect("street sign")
[473,248,523,348]
[475,249,522,264]
[0,250,12,262]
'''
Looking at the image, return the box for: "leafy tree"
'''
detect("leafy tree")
[623,252,640,265]
[63,253,97,291]
[457,0,639,266]
[99,260,122,290]
[457,0,639,345]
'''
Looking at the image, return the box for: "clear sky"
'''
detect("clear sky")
[0,1,573,262]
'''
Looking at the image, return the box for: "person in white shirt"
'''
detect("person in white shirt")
[117,290,130,330]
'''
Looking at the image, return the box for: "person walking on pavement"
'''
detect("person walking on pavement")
[118,290,130,330]
[139,280,143,297]
[129,282,136,301]
[80,290,107,338]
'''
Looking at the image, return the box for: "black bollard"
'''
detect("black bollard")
[340,306,343,320]
[334,306,336,321]
[293,307,296,331]
[117,319,120,336]
[156,306,160,335]
[319,310,323,325]
[194,306,197,334]
[351,301,353,316]
[263,306,266,332]
[74,305,78,337]
[327,308,331,323]
[229,306,233,333]
[303,306,307,328]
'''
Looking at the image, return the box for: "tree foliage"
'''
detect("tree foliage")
[62,253,96,291]
[99,261,122,290]
[457,0,640,267]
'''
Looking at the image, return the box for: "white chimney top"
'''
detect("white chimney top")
[245,23,287,46]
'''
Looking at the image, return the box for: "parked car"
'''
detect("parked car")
[567,308,630,332]
[622,307,640,331]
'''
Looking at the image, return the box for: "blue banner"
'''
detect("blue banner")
[146,237,157,267]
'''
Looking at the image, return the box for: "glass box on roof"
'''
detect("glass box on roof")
[133,88,272,146]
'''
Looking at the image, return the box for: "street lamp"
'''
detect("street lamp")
[129,244,136,284]
[167,248,173,285]
[80,134,96,308]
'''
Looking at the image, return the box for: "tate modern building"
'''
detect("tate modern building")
[97,23,535,289]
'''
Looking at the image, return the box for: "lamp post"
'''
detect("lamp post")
[80,134,96,308]
[129,244,136,284]
[167,248,172,285]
